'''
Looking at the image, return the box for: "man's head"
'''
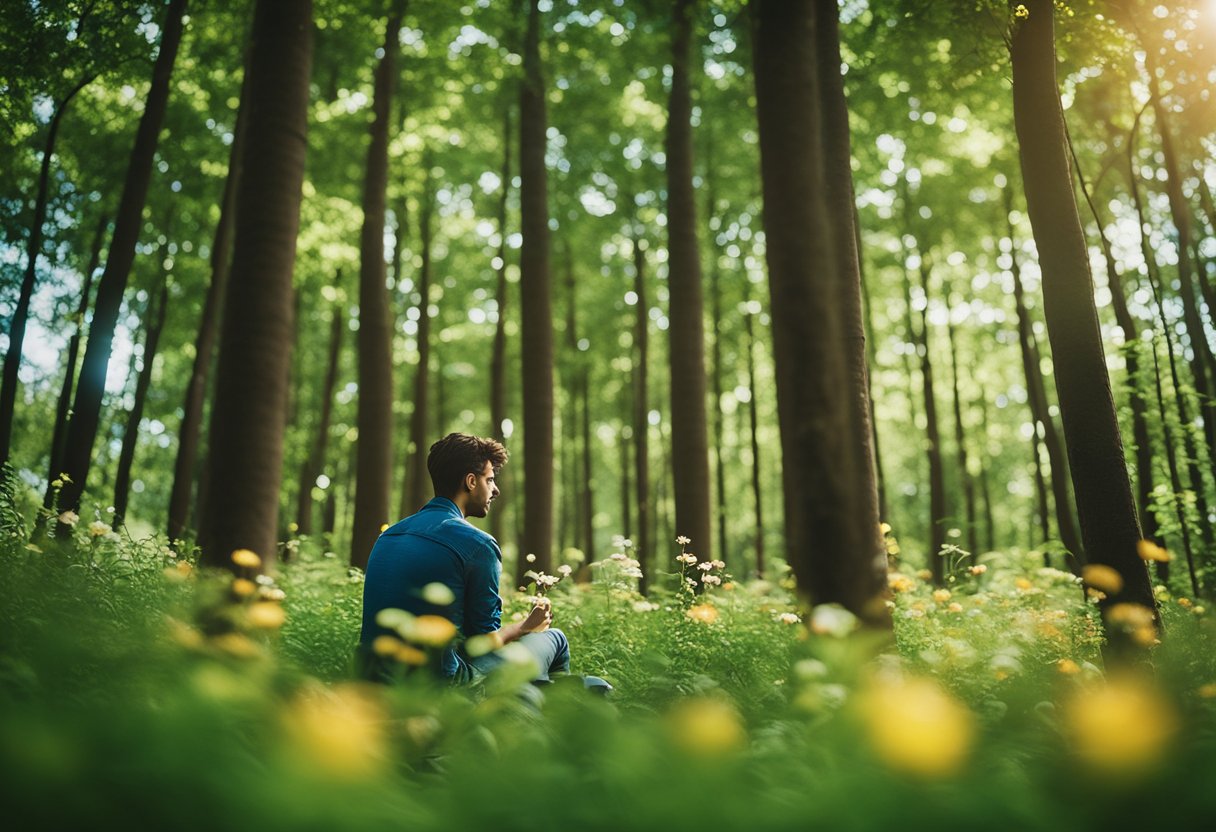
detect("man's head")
[427,433,508,517]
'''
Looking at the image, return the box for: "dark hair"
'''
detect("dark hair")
[427,433,508,497]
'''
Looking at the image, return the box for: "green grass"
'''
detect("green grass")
[3,502,1216,830]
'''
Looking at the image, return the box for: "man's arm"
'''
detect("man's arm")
[496,601,551,645]
[464,538,550,645]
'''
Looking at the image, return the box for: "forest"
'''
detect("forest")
[2,0,1216,827]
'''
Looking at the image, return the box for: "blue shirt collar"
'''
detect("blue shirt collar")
[422,496,464,519]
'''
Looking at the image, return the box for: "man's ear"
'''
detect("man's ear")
[465,471,477,492]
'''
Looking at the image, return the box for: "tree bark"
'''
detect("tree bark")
[1010,0,1155,645]
[631,233,653,592]
[351,3,404,569]
[1006,188,1084,565]
[666,0,714,564]
[296,270,344,536]
[402,179,434,518]
[51,0,187,522]
[0,72,97,472]
[946,309,978,557]
[167,48,251,541]
[857,215,888,523]
[743,279,765,578]
[114,258,171,527]
[489,106,512,546]
[198,0,313,569]
[705,155,730,571]
[45,212,108,494]
[518,0,555,576]
[913,254,948,583]
[752,0,887,622]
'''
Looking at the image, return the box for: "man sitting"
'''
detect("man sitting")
[358,432,571,686]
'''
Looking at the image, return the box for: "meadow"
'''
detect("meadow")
[3,482,1215,831]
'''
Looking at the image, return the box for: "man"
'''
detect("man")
[358,432,570,685]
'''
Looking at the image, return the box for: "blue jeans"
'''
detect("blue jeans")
[468,628,570,683]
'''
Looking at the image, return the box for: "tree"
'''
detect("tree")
[752,0,887,622]
[665,0,713,565]
[401,170,434,518]
[1010,0,1155,648]
[518,0,555,577]
[350,2,404,569]
[49,0,187,524]
[198,0,314,569]
[295,271,345,537]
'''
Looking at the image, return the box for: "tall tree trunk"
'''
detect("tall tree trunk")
[198,0,313,569]
[114,260,171,527]
[974,384,997,553]
[743,279,765,578]
[1006,189,1084,565]
[631,233,653,592]
[402,178,434,517]
[752,0,886,621]
[560,242,578,555]
[1030,411,1051,550]
[0,72,97,472]
[351,4,403,569]
[857,217,888,522]
[45,212,107,493]
[815,0,886,584]
[168,54,251,541]
[579,367,594,563]
[489,106,512,545]
[1069,128,1163,555]
[296,271,344,536]
[666,0,713,564]
[705,153,730,570]
[912,253,948,583]
[518,0,555,576]
[947,309,978,557]
[51,0,187,522]
[1010,0,1155,646]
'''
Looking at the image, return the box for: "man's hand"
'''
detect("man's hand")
[521,599,552,634]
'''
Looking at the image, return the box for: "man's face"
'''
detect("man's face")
[465,460,499,518]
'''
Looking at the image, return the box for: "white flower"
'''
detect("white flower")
[677,553,698,565]
[58,510,79,527]
[701,574,722,586]
[676,535,691,546]
[776,612,801,625]
[609,552,627,561]
[557,564,573,577]
[697,562,714,571]
[810,604,859,637]
[525,553,536,563]
[88,521,111,537]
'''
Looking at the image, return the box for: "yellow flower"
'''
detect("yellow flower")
[686,604,720,624]
[888,572,915,593]
[231,549,262,569]
[407,615,457,647]
[1082,564,1124,595]
[1197,683,1216,699]
[421,582,456,606]
[211,632,261,659]
[371,635,402,657]
[665,697,746,756]
[1057,659,1081,675]
[1178,597,1192,608]
[1063,675,1178,774]
[933,589,952,603]
[379,523,389,532]
[947,602,964,613]
[232,578,257,598]
[282,683,388,779]
[247,602,286,629]
[394,643,428,665]
[857,674,975,778]
[1137,540,1170,563]
[1014,4,1029,19]
[465,632,503,657]
[1015,577,1033,591]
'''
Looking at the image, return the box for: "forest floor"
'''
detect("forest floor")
[2,500,1215,829]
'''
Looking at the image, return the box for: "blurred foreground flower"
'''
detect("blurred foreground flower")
[421,582,456,606]
[1137,540,1170,563]
[1081,564,1123,595]
[686,604,719,624]
[810,604,858,638]
[857,674,975,777]
[231,548,262,569]
[1063,675,1178,775]
[666,697,746,756]
[283,683,388,779]
[247,601,286,629]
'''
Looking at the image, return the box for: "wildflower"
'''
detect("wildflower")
[1193,606,1206,616]
[247,602,287,629]
[633,600,660,612]
[231,549,262,569]
[711,560,726,570]
[888,572,915,593]
[702,574,722,586]
[1063,675,1178,774]
[676,535,691,545]
[666,697,746,756]
[407,615,458,647]
[88,520,111,537]
[58,510,79,527]
[282,683,388,779]
[1014,4,1029,19]
[677,553,698,565]
[722,581,735,591]
[686,604,720,624]
[933,589,952,603]
[1081,564,1124,595]
[947,602,963,613]
[698,561,714,571]
[211,632,261,659]
[811,604,859,637]
[379,523,388,533]
[916,569,932,581]
[1137,540,1170,563]
[421,582,456,606]
[1057,659,1081,675]
[232,578,257,597]
[776,612,801,625]
[1015,577,1033,591]
[465,632,503,657]
[259,586,286,602]
[1178,597,1192,608]
[857,674,975,777]
[525,553,536,563]
[969,564,987,576]
[557,564,573,577]
[176,560,193,577]
[1198,683,1216,699]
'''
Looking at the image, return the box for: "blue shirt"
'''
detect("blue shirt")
[359,497,503,679]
